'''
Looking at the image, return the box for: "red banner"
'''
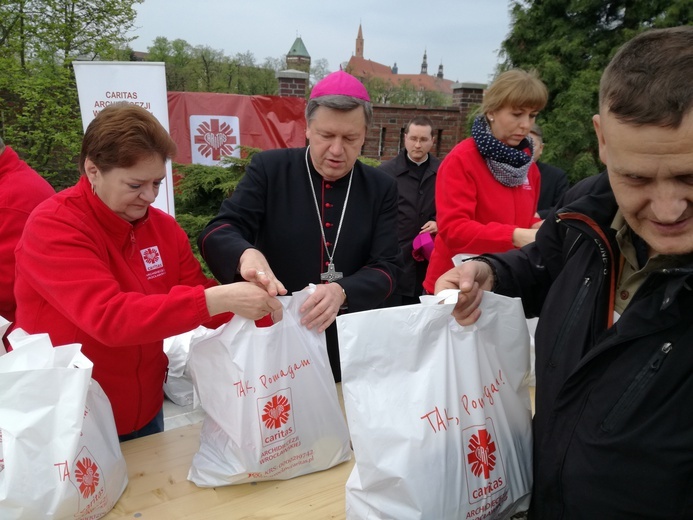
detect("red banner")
[167,92,306,165]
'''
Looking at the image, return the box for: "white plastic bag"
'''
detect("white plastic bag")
[0,331,128,520]
[0,315,9,356]
[338,292,533,520]
[163,325,209,406]
[187,286,352,486]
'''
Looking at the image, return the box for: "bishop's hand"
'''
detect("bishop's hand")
[238,248,287,297]
[299,282,346,333]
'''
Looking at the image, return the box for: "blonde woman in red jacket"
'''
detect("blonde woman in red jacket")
[13,103,282,441]
[423,70,548,294]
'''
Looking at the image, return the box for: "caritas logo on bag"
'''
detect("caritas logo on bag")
[257,388,296,447]
[70,446,109,517]
[463,418,508,504]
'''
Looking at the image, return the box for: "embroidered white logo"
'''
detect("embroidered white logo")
[140,246,163,272]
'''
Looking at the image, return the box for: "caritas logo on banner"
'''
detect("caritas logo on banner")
[190,115,241,165]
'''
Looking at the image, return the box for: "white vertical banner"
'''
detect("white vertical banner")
[72,61,174,216]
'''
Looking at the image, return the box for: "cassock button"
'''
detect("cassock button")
[326,242,333,247]
[325,222,333,228]
[325,183,333,189]
[325,261,330,266]
[325,202,333,208]
[620,290,629,300]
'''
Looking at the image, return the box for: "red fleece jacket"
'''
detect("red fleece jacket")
[423,138,540,293]
[14,176,229,435]
[0,146,55,325]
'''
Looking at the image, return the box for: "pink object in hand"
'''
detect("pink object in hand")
[412,232,434,262]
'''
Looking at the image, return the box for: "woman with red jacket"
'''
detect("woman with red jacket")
[13,103,282,441]
[423,69,548,294]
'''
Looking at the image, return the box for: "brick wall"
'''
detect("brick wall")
[452,83,485,118]
[276,70,309,98]
[364,84,486,162]
[363,105,463,161]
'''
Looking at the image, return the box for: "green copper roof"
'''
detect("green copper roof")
[287,37,310,58]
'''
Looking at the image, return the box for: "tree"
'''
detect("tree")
[145,39,278,95]
[500,0,692,183]
[362,76,451,107]
[310,57,330,84]
[0,0,141,184]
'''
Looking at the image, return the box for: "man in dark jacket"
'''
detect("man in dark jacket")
[436,26,693,519]
[528,123,569,219]
[198,71,402,382]
[379,116,440,305]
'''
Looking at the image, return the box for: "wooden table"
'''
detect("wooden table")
[104,386,353,520]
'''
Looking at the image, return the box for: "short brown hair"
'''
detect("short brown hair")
[405,116,434,135]
[79,103,177,175]
[480,69,548,115]
[599,26,693,128]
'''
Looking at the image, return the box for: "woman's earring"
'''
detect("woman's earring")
[489,117,494,122]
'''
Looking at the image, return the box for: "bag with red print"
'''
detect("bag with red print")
[338,291,533,520]
[0,330,127,520]
[187,286,352,487]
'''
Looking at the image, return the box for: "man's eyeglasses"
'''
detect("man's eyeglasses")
[406,136,431,144]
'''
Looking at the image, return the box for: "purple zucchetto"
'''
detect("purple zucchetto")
[310,70,370,102]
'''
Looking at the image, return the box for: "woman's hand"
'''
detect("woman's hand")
[205,282,283,321]
[511,227,538,248]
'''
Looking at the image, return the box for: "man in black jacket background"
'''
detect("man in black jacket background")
[379,116,440,305]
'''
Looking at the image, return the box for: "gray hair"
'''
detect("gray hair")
[305,95,373,127]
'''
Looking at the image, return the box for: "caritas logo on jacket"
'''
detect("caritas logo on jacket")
[140,246,165,280]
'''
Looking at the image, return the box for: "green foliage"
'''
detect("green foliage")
[358,156,381,168]
[145,37,278,95]
[361,77,451,107]
[173,146,262,271]
[174,147,260,216]
[500,0,692,184]
[0,0,141,188]
[174,212,215,277]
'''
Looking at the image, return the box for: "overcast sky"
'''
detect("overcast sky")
[128,0,513,85]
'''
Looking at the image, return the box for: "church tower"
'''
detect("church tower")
[420,49,428,74]
[286,36,311,73]
[437,62,444,79]
[355,24,364,58]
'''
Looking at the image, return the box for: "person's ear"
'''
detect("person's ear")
[83,158,100,183]
[592,114,607,165]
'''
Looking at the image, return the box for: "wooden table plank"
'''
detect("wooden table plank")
[104,385,353,519]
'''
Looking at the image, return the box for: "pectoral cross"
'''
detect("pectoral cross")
[320,262,343,283]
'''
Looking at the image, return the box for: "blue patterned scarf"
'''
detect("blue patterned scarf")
[471,115,533,187]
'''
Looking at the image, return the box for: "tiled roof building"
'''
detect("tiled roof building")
[344,24,454,96]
